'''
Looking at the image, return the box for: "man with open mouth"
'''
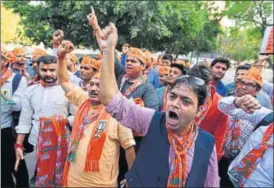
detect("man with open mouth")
[90,9,219,187]
[88,8,160,184]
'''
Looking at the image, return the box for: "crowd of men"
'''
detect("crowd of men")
[1,8,273,188]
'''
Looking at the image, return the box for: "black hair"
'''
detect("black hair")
[37,55,56,66]
[162,54,173,62]
[236,64,251,73]
[210,57,230,69]
[169,76,207,109]
[187,64,212,85]
[171,63,186,75]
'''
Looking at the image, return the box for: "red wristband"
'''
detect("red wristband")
[14,143,24,150]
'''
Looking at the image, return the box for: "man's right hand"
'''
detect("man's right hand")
[234,94,261,114]
[57,40,75,59]
[14,147,24,171]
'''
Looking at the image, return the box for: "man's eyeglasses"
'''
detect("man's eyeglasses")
[236,79,256,89]
[176,75,205,86]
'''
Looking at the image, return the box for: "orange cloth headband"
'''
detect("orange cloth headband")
[81,55,101,70]
[158,65,170,75]
[128,47,147,65]
[12,47,26,56]
[32,48,47,61]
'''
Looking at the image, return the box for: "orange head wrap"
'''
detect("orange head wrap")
[158,65,170,75]
[12,47,26,57]
[32,48,47,61]
[81,55,101,70]
[1,49,17,64]
[238,67,263,87]
[68,53,78,64]
[144,50,152,65]
[128,47,147,65]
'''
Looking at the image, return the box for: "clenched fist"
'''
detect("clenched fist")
[57,40,74,59]
[234,94,261,114]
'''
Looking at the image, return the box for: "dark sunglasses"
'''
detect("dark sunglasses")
[176,75,205,86]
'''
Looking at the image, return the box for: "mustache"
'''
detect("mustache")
[40,75,57,82]
[89,90,98,95]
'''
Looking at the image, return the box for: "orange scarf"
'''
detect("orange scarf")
[62,99,110,186]
[120,75,147,97]
[35,115,68,187]
[167,123,197,187]
[229,123,273,187]
[1,69,12,86]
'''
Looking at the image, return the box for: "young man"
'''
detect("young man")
[1,48,29,187]
[88,11,219,187]
[157,63,186,111]
[29,48,48,86]
[226,64,272,109]
[14,55,76,186]
[218,68,273,187]
[161,54,173,67]
[228,106,273,187]
[158,65,170,87]
[188,64,228,161]
[87,10,159,183]
[79,55,101,91]
[210,57,230,96]
[55,40,136,187]
[144,50,160,88]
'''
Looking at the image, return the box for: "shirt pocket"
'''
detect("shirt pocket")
[108,123,118,140]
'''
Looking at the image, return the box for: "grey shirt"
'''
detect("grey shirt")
[115,59,159,110]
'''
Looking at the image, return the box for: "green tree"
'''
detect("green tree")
[225,1,273,35]
[216,27,262,61]
[3,1,221,55]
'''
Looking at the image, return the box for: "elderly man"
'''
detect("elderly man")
[55,40,136,187]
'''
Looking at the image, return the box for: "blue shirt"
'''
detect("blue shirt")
[146,68,160,89]
[120,54,127,67]
[216,81,228,97]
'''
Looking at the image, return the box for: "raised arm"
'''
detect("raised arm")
[87,8,119,105]
[56,40,75,93]
[87,9,155,135]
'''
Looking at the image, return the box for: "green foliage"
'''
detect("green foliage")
[216,27,262,61]
[3,1,221,55]
[225,1,273,34]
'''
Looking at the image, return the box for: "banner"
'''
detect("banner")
[260,26,273,55]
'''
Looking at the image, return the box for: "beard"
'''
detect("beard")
[40,75,57,83]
